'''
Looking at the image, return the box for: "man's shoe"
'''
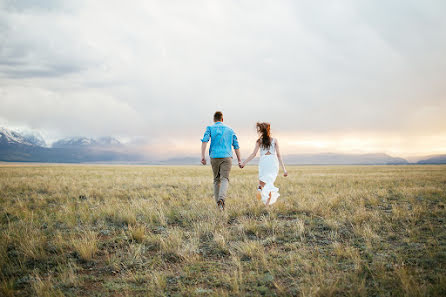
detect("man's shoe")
[217,199,225,211]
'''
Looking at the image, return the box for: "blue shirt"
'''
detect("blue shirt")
[201,122,240,158]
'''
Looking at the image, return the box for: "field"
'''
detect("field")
[0,164,445,296]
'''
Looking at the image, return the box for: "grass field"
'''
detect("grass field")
[0,164,445,296]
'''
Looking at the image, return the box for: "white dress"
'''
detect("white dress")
[258,138,280,205]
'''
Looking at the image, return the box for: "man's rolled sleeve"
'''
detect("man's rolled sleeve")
[201,126,211,142]
[232,133,240,150]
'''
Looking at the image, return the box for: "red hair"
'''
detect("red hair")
[256,122,271,149]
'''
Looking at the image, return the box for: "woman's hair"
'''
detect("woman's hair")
[256,122,271,149]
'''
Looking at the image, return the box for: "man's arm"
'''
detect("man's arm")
[201,142,208,165]
[232,133,242,167]
[200,126,211,165]
[234,148,241,165]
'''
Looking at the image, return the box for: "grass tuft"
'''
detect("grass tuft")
[72,231,98,261]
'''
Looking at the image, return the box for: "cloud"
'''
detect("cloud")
[0,0,445,155]
[0,83,146,138]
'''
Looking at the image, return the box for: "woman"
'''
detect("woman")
[241,122,288,206]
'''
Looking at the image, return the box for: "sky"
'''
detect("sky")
[0,0,445,158]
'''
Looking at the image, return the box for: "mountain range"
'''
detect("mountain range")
[0,127,142,163]
[1,127,445,164]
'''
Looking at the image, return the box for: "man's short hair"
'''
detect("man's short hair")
[214,111,223,122]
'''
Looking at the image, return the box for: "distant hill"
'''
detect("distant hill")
[283,153,409,165]
[417,155,446,164]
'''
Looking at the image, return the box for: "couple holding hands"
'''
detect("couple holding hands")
[201,111,287,210]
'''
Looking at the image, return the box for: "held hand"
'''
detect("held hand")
[201,158,207,165]
[283,171,288,177]
[238,161,244,168]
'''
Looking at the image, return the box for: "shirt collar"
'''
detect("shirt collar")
[214,121,223,125]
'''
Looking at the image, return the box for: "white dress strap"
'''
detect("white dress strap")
[260,138,276,156]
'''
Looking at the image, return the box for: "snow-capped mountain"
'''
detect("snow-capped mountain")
[0,127,121,150]
[21,131,47,147]
[0,127,137,163]
[52,136,121,148]
[1,127,36,146]
[0,127,47,147]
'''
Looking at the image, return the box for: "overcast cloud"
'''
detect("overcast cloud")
[1,0,445,157]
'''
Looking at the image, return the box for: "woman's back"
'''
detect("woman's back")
[260,138,276,157]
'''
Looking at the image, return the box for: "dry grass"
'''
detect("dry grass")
[72,231,98,261]
[127,224,146,243]
[0,164,445,296]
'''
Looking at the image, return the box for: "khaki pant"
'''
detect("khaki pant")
[210,157,232,202]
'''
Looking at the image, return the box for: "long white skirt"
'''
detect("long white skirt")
[258,155,280,205]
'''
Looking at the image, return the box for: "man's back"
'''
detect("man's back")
[201,122,239,159]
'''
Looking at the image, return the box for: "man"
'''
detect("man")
[201,111,242,211]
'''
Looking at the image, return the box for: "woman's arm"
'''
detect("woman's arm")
[275,138,288,176]
[241,141,260,168]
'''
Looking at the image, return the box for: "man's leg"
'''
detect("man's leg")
[214,181,220,203]
[211,158,222,203]
[219,178,229,201]
[218,158,232,202]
